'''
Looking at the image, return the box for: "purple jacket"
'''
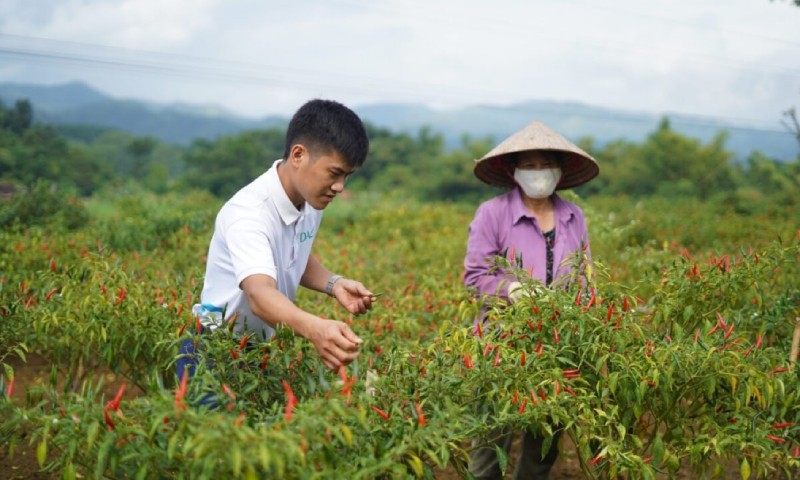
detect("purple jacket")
[464,188,590,300]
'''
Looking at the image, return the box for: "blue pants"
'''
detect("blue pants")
[175,335,219,409]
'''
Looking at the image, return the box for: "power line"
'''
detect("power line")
[0,32,794,134]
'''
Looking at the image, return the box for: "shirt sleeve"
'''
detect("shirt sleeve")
[225,216,278,287]
[463,202,513,299]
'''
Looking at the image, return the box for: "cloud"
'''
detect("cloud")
[0,0,797,123]
[1,0,219,49]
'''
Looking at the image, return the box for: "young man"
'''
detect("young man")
[186,99,375,373]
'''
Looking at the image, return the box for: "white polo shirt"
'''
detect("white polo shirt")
[199,159,323,340]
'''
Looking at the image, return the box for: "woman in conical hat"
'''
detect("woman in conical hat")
[463,120,599,480]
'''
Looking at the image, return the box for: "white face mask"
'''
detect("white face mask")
[514,167,562,199]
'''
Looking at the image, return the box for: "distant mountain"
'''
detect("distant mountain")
[1,81,796,161]
[0,81,286,144]
[356,102,798,162]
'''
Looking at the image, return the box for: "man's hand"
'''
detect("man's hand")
[331,278,376,314]
[307,318,363,370]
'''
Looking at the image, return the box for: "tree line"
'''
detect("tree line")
[1,98,798,207]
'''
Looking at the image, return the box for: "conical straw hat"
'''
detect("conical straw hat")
[473,120,599,190]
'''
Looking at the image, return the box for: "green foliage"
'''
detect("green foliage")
[180,130,285,198]
[2,98,800,204]
[0,181,88,231]
[0,100,114,195]
[1,193,799,478]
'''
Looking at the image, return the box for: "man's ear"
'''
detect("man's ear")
[288,144,307,167]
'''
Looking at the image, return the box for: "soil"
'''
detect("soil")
[2,354,796,479]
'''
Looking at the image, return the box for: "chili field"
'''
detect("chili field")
[1,190,799,479]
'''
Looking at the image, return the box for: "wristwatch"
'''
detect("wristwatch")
[326,274,343,297]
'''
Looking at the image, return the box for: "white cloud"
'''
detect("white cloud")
[2,0,219,49]
[0,0,798,123]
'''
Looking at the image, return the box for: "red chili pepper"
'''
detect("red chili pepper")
[371,405,390,421]
[563,385,576,396]
[613,315,621,331]
[282,380,298,422]
[463,353,474,370]
[512,390,519,404]
[238,334,249,351]
[563,369,581,378]
[50,259,57,272]
[585,289,597,310]
[195,315,202,335]
[724,324,735,341]
[755,335,762,349]
[475,321,483,338]
[483,343,493,358]
[606,303,614,322]
[765,434,786,444]
[554,380,561,396]
[589,455,602,466]
[110,383,126,411]
[535,339,543,357]
[175,370,188,411]
[553,327,560,345]
[622,297,630,312]
[715,312,727,330]
[222,384,236,411]
[103,404,115,431]
[45,288,58,301]
[235,413,246,427]
[114,287,127,306]
[529,390,538,405]
[770,366,789,375]
[643,456,652,464]
[795,446,800,458]
[693,329,700,344]
[178,323,187,336]
[493,349,501,367]
[229,348,239,360]
[575,288,583,306]
[520,351,526,366]
[222,384,235,400]
[260,352,270,371]
[5,377,14,398]
[517,398,527,414]
[526,320,537,331]
[772,422,794,429]
[532,304,540,314]
[414,402,426,426]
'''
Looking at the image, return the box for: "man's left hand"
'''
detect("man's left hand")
[332,278,375,315]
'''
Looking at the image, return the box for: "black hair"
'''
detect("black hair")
[283,99,369,168]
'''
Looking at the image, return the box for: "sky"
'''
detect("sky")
[0,0,799,129]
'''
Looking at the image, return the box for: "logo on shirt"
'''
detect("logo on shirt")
[298,229,315,243]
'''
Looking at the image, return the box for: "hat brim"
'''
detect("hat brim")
[474,149,599,190]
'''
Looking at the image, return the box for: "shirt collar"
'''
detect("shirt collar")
[266,159,304,225]
[510,187,574,226]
